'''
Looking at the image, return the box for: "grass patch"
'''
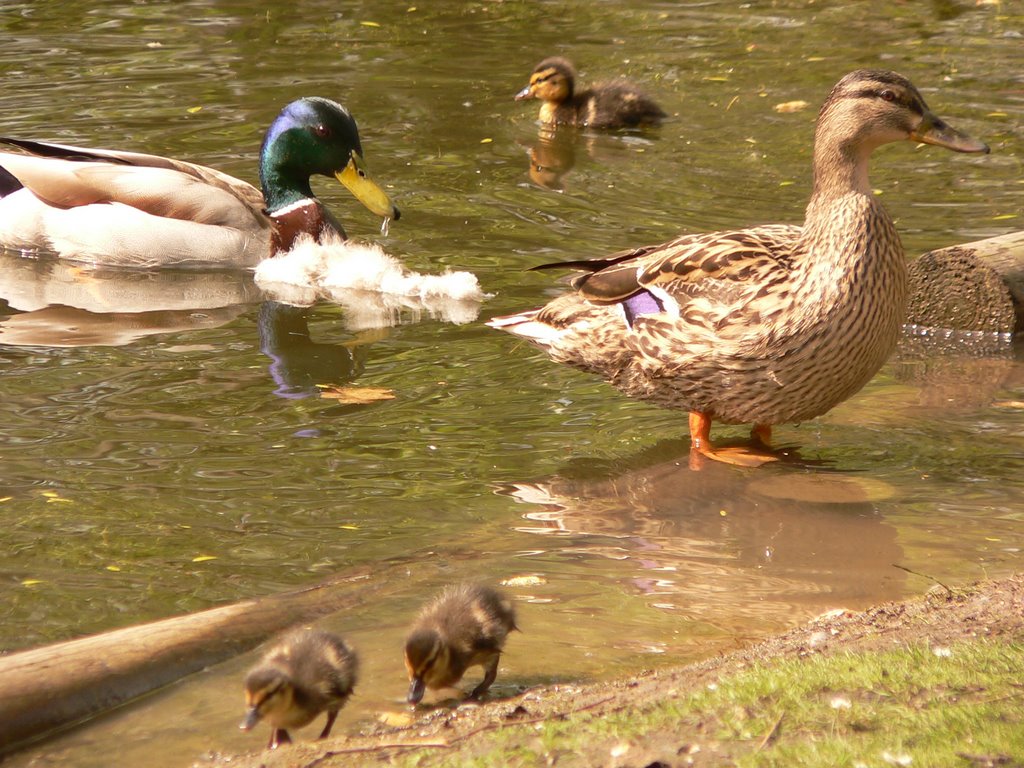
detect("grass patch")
[396,640,1024,767]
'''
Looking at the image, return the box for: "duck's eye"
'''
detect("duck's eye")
[879,89,898,103]
[312,124,332,139]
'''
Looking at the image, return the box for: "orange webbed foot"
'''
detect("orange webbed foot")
[688,412,780,468]
[688,443,780,469]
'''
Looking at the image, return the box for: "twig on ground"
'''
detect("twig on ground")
[755,712,784,752]
[892,563,954,594]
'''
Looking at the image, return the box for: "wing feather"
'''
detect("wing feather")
[534,224,800,308]
[0,138,267,231]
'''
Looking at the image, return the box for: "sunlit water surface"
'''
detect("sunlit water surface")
[0,1,1021,765]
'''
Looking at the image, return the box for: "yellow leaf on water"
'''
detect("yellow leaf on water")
[987,111,1008,117]
[0,496,12,502]
[992,214,1017,221]
[192,555,217,563]
[47,497,73,504]
[21,579,42,587]
[806,56,826,62]
[501,575,547,587]
[773,99,809,113]
[41,491,59,498]
[480,138,493,144]
[319,386,396,404]
[360,20,381,27]
[339,524,360,530]
[106,565,121,572]
[187,106,202,114]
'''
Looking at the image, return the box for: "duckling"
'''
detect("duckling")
[240,627,358,750]
[491,69,989,466]
[515,56,666,129]
[404,583,517,705]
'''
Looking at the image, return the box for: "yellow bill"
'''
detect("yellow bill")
[336,151,401,221]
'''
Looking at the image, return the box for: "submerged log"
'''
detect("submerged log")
[906,230,1024,334]
[0,566,378,755]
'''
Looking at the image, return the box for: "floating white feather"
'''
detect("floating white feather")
[254,234,487,327]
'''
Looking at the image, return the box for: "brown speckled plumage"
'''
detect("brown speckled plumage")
[515,57,666,129]
[491,70,989,462]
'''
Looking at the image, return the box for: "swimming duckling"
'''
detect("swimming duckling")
[515,56,666,129]
[404,583,517,705]
[240,627,358,750]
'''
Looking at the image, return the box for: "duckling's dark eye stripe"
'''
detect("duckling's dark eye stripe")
[255,681,283,710]
[532,69,559,85]
[417,643,442,675]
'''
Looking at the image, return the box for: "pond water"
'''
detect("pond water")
[0,0,1022,765]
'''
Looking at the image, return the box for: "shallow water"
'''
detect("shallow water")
[0,0,1022,765]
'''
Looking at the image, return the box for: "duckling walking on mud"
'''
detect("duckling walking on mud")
[241,627,358,749]
[404,583,518,705]
[516,56,667,129]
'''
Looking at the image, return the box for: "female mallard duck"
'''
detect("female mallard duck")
[241,627,358,750]
[491,70,988,466]
[0,97,398,269]
[404,583,517,705]
[515,57,667,129]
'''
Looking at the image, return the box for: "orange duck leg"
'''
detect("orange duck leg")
[688,412,779,468]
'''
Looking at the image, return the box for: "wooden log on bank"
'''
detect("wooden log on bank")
[907,230,1024,334]
[0,566,380,755]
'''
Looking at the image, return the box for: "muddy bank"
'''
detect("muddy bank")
[200,572,1024,768]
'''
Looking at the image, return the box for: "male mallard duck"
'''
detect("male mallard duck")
[490,70,989,466]
[0,97,399,269]
[515,57,667,129]
[404,583,517,705]
[240,627,358,750]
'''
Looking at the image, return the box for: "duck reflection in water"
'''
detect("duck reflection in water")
[258,301,375,401]
[0,252,259,347]
[498,440,905,623]
[522,128,577,191]
[520,125,663,192]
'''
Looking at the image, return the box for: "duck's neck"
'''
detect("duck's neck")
[797,122,906,314]
[260,146,316,214]
[800,118,899,253]
[805,127,875,224]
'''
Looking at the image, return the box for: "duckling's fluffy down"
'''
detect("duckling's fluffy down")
[254,234,487,325]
